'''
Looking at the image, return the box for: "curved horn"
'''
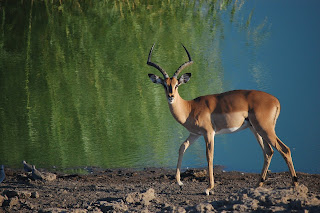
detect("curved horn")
[173,44,193,78]
[147,43,169,79]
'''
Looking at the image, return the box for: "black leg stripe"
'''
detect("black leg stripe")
[293,176,298,182]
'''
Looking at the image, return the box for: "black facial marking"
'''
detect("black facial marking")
[168,85,173,93]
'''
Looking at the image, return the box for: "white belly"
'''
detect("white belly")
[215,119,250,135]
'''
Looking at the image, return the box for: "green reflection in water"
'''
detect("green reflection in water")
[0,0,269,171]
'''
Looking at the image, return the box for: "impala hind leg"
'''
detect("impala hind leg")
[176,133,199,186]
[249,107,298,187]
[254,130,298,186]
[250,127,274,187]
[274,136,298,186]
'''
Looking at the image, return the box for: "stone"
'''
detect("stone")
[10,196,19,207]
[22,160,33,172]
[18,191,32,199]
[177,206,186,213]
[125,194,135,204]
[43,172,57,181]
[196,203,214,212]
[98,200,128,212]
[31,191,40,198]
[3,190,18,198]
[140,188,155,206]
[193,169,207,178]
[125,188,155,206]
[3,196,20,209]
[31,165,56,181]
[0,195,5,207]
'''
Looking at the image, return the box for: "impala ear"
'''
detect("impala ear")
[178,73,191,85]
[148,74,164,84]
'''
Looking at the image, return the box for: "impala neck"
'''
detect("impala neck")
[168,92,191,125]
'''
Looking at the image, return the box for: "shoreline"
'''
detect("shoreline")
[0,167,319,212]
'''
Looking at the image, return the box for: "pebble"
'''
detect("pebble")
[31,191,40,198]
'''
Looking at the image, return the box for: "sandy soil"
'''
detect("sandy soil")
[0,167,319,212]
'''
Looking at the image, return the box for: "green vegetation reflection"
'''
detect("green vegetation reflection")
[0,0,269,170]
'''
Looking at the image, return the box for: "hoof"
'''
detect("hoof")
[177,181,184,186]
[179,185,183,190]
[205,189,212,196]
[292,176,298,187]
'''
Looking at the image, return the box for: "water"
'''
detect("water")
[1,0,319,174]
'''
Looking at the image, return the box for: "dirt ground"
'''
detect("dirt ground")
[0,166,319,212]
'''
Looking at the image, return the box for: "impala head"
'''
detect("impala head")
[147,43,193,104]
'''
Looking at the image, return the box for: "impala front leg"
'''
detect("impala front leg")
[176,133,199,186]
[205,132,215,195]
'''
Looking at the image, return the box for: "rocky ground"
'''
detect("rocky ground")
[0,167,319,212]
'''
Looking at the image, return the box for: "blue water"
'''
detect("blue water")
[180,0,320,174]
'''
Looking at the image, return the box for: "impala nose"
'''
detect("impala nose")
[168,94,175,104]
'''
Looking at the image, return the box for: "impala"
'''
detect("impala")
[147,43,298,195]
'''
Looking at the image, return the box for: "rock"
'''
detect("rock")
[125,194,135,204]
[193,169,207,178]
[31,191,40,198]
[42,172,57,181]
[9,197,19,208]
[140,188,155,206]
[3,190,18,198]
[125,188,155,206]
[0,195,5,207]
[2,196,20,209]
[18,191,32,199]
[32,165,44,180]
[98,200,128,212]
[22,160,33,172]
[177,206,186,213]
[31,165,57,181]
[196,203,214,212]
